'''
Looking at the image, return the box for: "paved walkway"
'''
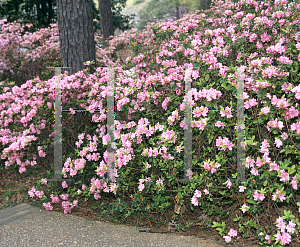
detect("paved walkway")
[0,203,224,247]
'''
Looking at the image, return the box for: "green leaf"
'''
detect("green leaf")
[205,74,209,81]
[263,180,268,186]
[287,165,296,175]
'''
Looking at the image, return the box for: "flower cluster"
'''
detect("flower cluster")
[138,177,153,192]
[223,229,238,243]
[191,189,209,206]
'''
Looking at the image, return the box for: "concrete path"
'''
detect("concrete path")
[0,203,224,247]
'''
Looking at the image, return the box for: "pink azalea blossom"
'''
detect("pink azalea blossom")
[62,181,68,189]
[191,196,198,206]
[43,202,53,211]
[145,162,151,170]
[239,186,246,192]
[41,178,47,185]
[223,236,231,243]
[228,229,237,237]
[279,169,290,182]
[194,189,202,198]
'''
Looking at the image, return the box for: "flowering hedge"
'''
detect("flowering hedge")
[1,0,300,245]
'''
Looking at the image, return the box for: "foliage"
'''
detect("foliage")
[133,0,213,31]
[0,0,135,34]
[0,0,56,32]
[134,0,179,31]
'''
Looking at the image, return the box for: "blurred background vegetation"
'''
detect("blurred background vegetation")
[0,0,215,34]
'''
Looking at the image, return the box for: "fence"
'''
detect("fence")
[46,64,246,184]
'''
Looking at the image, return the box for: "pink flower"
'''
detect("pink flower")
[162,97,170,110]
[279,169,290,182]
[274,138,283,148]
[253,190,261,202]
[223,236,231,243]
[71,200,78,209]
[60,194,69,200]
[253,190,265,201]
[290,176,298,190]
[35,190,44,199]
[251,167,259,176]
[77,189,82,195]
[191,196,198,206]
[260,107,270,115]
[276,217,286,233]
[225,179,232,189]
[28,187,36,198]
[258,193,265,201]
[194,189,202,198]
[228,229,237,237]
[82,184,86,191]
[278,193,286,202]
[62,181,68,189]
[193,106,209,117]
[50,194,60,203]
[186,169,193,179]
[110,183,118,195]
[47,102,52,109]
[272,189,286,202]
[139,183,145,192]
[291,122,300,135]
[215,121,225,129]
[145,163,151,170]
[256,41,263,49]
[276,232,292,245]
[240,203,250,213]
[43,202,53,211]
[269,162,280,171]
[281,232,292,245]
[261,32,271,42]
[220,107,233,118]
[64,208,71,214]
[156,178,164,185]
[239,186,246,192]
[94,193,101,200]
[286,221,296,234]
[62,201,71,209]
[41,178,47,185]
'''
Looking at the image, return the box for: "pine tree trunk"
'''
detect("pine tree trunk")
[98,0,114,49]
[56,0,96,133]
[57,0,96,75]
[200,0,212,11]
[176,6,180,20]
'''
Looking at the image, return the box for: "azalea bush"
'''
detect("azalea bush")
[1,0,300,245]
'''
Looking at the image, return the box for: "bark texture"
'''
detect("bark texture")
[56,0,96,75]
[56,0,96,135]
[98,0,114,48]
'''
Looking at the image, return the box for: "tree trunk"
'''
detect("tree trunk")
[98,0,114,49]
[48,0,54,24]
[200,0,212,10]
[56,0,96,134]
[57,0,96,76]
[176,6,180,20]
